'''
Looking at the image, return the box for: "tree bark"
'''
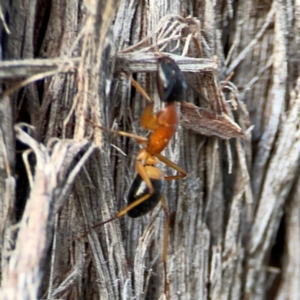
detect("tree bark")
[0,0,299,299]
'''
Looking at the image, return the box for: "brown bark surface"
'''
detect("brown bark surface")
[0,0,299,299]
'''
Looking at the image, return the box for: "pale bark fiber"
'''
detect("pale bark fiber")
[0,0,299,300]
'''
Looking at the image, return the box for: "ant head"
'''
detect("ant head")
[157,56,187,103]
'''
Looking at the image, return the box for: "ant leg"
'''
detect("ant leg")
[123,72,160,131]
[155,153,187,180]
[86,105,159,138]
[85,119,148,145]
[136,160,155,193]
[160,195,170,295]
[122,71,153,105]
[80,160,157,237]
[79,192,152,238]
[140,103,160,131]
[115,193,152,218]
[95,159,157,221]
[154,156,185,295]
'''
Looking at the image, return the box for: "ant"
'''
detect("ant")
[86,55,187,295]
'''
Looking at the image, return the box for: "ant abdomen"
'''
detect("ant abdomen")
[127,172,165,218]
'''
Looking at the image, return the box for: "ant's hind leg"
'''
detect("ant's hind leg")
[160,195,170,296]
[79,193,152,239]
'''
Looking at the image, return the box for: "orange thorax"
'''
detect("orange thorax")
[146,102,179,155]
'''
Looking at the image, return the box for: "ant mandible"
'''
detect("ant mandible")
[87,55,187,294]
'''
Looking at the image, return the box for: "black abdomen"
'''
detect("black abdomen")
[127,174,165,218]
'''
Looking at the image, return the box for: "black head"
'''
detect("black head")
[157,56,187,103]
